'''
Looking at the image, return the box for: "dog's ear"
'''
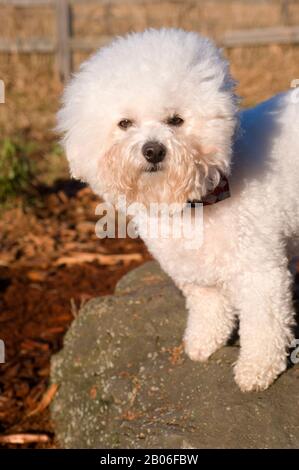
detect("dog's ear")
[63,136,86,181]
[57,102,99,184]
[61,131,105,188]
[56,108,79,180]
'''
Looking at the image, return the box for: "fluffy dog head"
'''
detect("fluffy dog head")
[58,28,238,207]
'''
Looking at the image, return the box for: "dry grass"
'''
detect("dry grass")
[229,44,299,107]
[0,54,61,141]
[2,1,299,39]
[0,1,299,176]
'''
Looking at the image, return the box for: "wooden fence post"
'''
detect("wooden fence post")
[281,0,290,25]
[56,0,72,82]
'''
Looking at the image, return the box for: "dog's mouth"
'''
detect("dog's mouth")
[144,164,163,173]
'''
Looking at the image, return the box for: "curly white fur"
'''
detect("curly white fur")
[58,28,299,392]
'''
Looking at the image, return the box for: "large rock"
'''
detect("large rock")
[51,262,299,449]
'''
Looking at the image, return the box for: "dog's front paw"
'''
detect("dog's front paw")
[183,332,221,362]
[234,355,287,392]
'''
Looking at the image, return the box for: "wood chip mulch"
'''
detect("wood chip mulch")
[0,182,151,448]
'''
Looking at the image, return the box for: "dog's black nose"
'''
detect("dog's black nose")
[142,141,166,164]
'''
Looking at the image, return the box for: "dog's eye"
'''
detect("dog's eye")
[118,119,133,130]
[166,115,184,127]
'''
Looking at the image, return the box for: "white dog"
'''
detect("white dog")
[58,28,299,392]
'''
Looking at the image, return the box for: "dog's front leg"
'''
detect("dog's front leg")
[234,267,295,392]
[182,285,236,362]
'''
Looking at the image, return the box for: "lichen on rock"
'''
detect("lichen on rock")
[51,262,299,449]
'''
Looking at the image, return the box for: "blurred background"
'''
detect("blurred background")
[0,0,299,448]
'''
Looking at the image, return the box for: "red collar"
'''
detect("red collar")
[187,175,230,206]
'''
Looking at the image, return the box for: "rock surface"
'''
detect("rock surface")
[51,262,299,449]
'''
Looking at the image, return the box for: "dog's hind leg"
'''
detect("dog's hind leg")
[182,285,236,362]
